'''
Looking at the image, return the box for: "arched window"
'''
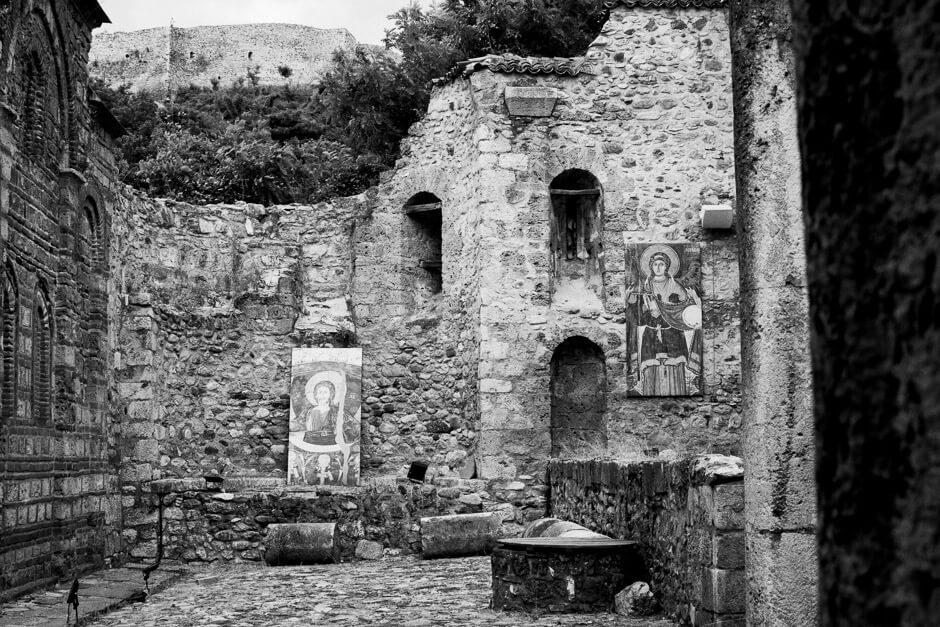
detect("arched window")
[550,336,607,457]
[19,52,47,162]
[31,285,52,423]
[404,192,443,297]
[81,201,107,426]
[549,169,603,262]
[2,268,17,421]
[83,201,105,272]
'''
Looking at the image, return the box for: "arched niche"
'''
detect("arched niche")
[549,170,605,302]
[1,265,18,422]
[31,282,53,423]
[78,198,107,427]
[10,10,69,171]
[550,336,608,457]
[403,192,443,300]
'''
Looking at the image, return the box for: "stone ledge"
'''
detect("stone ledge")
[148,475,491,497]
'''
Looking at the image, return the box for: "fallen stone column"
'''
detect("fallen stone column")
[420,512,501,558]
[264,523,339,565]
[522,517,608,539]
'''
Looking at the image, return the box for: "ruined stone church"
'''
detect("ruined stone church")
[2,0,939,625]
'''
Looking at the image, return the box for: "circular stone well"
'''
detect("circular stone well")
[491,537,641,613]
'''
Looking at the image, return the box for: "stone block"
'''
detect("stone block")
[504,86,559,117]
[498,153,529,171]
[479,378,513,393]
[745,531,817,626]
[478,137,511,153]
[712,532,744,569]
[615,581,658,616]
[264,523,339,565]
[420,512,500,558]
[354,539,384,560]
[712,483,744,530]
[691,455,743,486]
[700,566,745,614]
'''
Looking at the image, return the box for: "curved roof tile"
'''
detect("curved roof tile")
[433,54,597,85]
[604,0,728,8]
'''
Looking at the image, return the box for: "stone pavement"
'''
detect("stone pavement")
[81,556,673,626]
[0,562,187,627]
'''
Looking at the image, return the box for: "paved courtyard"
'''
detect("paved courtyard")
[84,556,671,626]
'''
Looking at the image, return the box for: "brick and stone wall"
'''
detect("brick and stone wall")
[89,24,358,95]
[548,456,745,626]
[0,0,122,601]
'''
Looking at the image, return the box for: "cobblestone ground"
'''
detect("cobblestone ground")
[88,556,672,626]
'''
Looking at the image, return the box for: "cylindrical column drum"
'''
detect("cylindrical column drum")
[264,523,339,565]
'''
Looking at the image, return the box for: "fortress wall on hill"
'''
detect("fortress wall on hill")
[90,24,357,94]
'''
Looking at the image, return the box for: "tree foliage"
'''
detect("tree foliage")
[96,0,607,206]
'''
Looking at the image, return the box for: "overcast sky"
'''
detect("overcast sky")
[96,1,431,45]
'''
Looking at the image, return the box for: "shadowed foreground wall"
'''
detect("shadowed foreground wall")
[792,1,940,625]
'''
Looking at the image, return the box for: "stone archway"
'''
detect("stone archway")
[550,336,607,457]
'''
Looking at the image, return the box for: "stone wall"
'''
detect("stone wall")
[111,196,357,482]
[352,78,485,479]
[463,6,741,479]
[89,24,358,95]
[0,0,122,601]
[87,26,169,94]
[107,6,745,563]
[548,456,745,626]
[125,476,527,563]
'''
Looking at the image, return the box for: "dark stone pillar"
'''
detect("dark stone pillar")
[729,1,817,624]
[791,1,940,624]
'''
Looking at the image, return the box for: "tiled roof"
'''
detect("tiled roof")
[78,0,111,27]
[434,54,596,85]
[604,0,728,8]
